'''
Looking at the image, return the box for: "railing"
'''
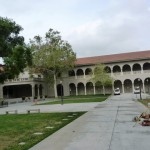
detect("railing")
[85,75,93,78]
[123,71,131,75]
[133,71,141,74]
[67,76,76,79]
[113,72,121,76]
[77,75,84,79]
[143,70,150,73]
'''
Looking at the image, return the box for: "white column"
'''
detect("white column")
[111,68,113,77]
[121,68,123,75]
[93,86,96,95]
[122,84,125,93]
[32,84,35,99]
[84,70,85,78]
[84,86,87,95]
[141,67,144,74]
[132,82,134,93]
[76,86,78,96]
[142,82,145,93]
[75,70,77,79]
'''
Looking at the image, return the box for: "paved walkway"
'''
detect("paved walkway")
[1,94,150,150]
[28,93,150,150]
[0,99,100,114]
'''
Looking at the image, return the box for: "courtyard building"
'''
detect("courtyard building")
[1,50,150,101]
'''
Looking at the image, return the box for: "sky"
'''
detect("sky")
[1,0,150,63]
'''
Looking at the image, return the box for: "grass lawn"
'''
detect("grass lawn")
[138,99,150,107]
[39,97,108,105]
[63,94,110,99]
[0,112,85,150]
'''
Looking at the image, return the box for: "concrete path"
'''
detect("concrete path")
[28,93,150,150]
[1,94,150,150]
[0,99,100,114]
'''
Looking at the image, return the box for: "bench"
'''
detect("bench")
[27,109,40,114]
[6,110,17,114]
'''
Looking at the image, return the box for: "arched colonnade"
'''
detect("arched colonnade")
[62,77,150,96]
[68,62,150,78]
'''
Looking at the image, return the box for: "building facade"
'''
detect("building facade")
[1,50,150,100]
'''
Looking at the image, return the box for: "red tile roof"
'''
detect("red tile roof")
[75,50,150,66]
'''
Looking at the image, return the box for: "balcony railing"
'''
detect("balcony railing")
[123,71,131,75]
[143,70,150,73]
[77,75,84,78]
[133,71,141,74]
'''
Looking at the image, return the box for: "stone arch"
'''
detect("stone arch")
[144,78,150,94]
[114,80,122,92]
[69,83,76,95]
[57,84,64,96]
[143,62,150,71]
[77,82,85,95]
[85,68,92,75]
[76,69,84,76]
[104,66,111,73]
[68,70,75,77]
[132,63,141,72]
[86,82,94,95]
[134,78,143,90]
[124,79,132,93]
[122,64,131,72]
[113,65,121,73]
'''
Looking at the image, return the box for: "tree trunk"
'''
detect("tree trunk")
[53,74,58,98]
[103,85,105,95]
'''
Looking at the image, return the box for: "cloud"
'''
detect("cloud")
[1,0,150,59]
[65,0,150,57]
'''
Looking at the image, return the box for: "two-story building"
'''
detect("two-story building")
[1,50,150,100]
[59,50,150,96]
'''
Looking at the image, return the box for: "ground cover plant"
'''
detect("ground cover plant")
[138,99,150,107]
[39,95,109,105]
[39,94,109,105]
[41,97,107,105]
[0,112,85,150]
[63,94,110,99]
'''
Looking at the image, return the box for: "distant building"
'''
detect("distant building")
[1,50,150,100]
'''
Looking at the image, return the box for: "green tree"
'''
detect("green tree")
[30,28,76,97]
[0,17,32,83]
[91,64,113,95]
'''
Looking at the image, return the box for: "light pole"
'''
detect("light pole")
[60,80,63,105]
[138,78,142,100]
